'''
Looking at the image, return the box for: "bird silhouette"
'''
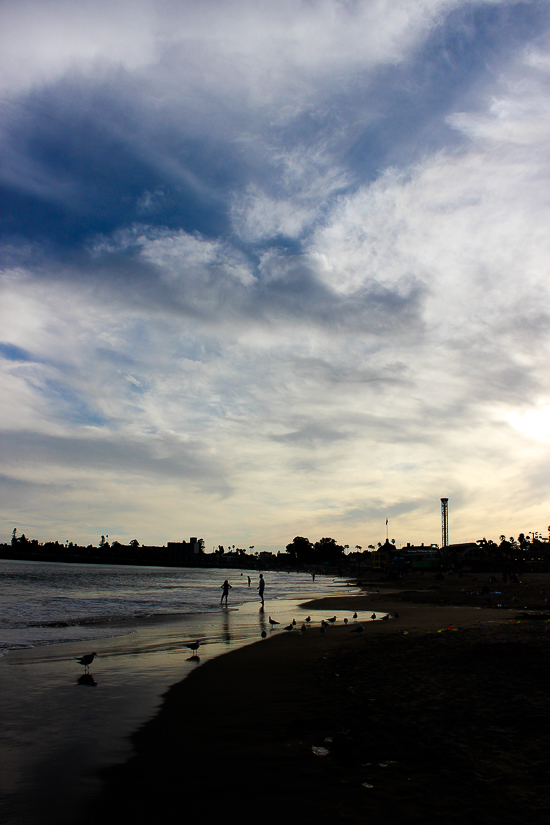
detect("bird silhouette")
[344,618,348,625]
[284,623,293,631]
[327,616,337,623]
[186,640,201,656]
[75,652,98,672]
[382,614,390,621]
[305,615,311,623]
[350,624,364,635]
[268,616,280,627]
[261,630,267,639]
[352,612,358,619]
[370,612,377,620]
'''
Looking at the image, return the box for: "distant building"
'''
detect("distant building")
[166,537,202,566]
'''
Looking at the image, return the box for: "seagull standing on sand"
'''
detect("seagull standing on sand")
[268,616,280,627]
[284,623,293,631]
[305,616,311,623]
[186,640,201,656]
[350,625,364,635]
[370,612,377,620]
[75,652,98,672]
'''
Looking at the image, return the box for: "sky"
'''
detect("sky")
[2,0,550,552]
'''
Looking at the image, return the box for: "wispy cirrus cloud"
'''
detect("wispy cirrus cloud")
[1,1,550,549]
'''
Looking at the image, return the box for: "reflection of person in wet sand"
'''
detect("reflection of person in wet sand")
[220,580,232,606]
[258,573,265,605]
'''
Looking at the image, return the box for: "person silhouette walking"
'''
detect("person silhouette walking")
[220,579,232,606]
[258,573,265,605]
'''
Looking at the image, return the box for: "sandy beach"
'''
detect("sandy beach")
[75,572,550,825]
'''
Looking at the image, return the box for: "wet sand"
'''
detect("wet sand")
[78,574,550,825]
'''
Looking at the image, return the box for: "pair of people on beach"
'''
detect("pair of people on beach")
[220,574,265,605]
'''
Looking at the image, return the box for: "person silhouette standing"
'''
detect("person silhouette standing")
[220,579,232,606]
[258,573,265,605]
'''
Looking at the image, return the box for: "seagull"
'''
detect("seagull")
[344,618,348,625]
[300,624,306,632]
[352,612,358,619]
[261,630,267,639]
[382,614,390,621]
[327,616,337,624]
[305,616,311,623]
[75,652,98,672]
[350,624,364,635]
[186,640,201,656]
[370,612,377,620]
[292,618,297,625]
[268,616,280,627]
[284,623,293,631]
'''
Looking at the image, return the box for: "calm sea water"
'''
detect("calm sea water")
[0,559,343,654]
[0,560,367,825]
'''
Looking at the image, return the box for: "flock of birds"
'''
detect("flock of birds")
[75,611,399,671]
[261,610,397,639]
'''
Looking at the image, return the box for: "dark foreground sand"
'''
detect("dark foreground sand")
[80,575,550,825]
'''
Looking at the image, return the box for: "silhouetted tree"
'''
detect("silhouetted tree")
[286,536,314,565]
[129,539,140,548]
[313,537,345,564]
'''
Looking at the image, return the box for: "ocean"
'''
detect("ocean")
[0,559,359,825]
[0,559,343,655]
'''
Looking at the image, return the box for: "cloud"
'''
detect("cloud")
[2,2,550,548]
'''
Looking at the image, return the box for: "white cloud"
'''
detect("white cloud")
[0,0,465,97]
[2,1,550,548]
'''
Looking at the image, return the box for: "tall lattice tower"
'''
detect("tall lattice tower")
[441,498,449,555]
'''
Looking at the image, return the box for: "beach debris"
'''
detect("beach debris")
[312,746,330,757]
[75,652,98,672]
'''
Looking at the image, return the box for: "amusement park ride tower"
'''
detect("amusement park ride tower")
[441,498,449,557]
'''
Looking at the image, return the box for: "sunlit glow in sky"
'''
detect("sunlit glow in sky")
[1,1,550,550]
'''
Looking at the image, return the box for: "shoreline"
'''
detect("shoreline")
[0,586,358,825]
[78,575,550,825]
